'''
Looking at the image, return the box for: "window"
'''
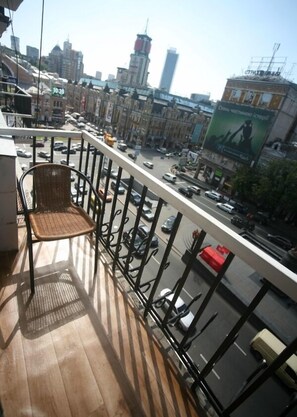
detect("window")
[230,89,241,100]
[244,91,254,104]
[259,93,272,106]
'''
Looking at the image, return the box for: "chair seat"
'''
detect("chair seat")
[29,204,96,241]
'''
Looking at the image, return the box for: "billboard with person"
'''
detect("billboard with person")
[203,102,275,165]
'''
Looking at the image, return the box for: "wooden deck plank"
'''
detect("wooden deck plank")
[0,234,203,417]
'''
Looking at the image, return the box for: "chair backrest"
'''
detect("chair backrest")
[33,164,72,211]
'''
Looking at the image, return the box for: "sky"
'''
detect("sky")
[1,0,297,101]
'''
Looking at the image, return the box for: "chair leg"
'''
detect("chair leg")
[94,233,99,274]
[27,236,35,294]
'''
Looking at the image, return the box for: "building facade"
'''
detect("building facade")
[198,73,297,192]
[159,48,178,93]
[10,35,20,53]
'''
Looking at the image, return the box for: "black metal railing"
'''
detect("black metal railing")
[7,126,297,417]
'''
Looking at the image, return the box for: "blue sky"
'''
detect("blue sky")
[1,0,297,100]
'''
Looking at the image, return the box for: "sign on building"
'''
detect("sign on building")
[203,101,275,166]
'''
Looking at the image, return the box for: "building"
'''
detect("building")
[26,45,39,62]
[159,48,178,93]
[48,40,84,82]
[123,33,152,88]
[198,61,297,192]
[10,35,20,53]
[95,71,102,80]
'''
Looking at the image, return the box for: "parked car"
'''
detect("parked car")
[143,161,154,169]
[266,234,293,251]
[123,229,146,257]
[187,185,201,195]
[204,190,222,201]
[60,159,75,168]
[158,288,195,332]
[98,188,112,202]
[30,141,44,147]
[253,211,270,226]
[110,169,119,179]
[178,186,193,198]
[110,180,125,194]
[61,148,76,154]
[54,144,68,151]
[141,205,155,222]
[17,149,32,158]
[38,151,51,159]
[128,153,136,160]
[137,224,159,247]
[231,215,255,231]
[216,203,236,214]
[161,215,176,233]
[130,190,141,206]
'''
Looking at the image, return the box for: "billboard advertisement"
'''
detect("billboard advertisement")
[203,102,275,165]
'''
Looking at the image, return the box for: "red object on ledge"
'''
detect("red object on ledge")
[199,246,226,272]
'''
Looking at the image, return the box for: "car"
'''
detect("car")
[204,190,222,201]
[158,288,195,332]
[165,153,173,157]
[98,188,112,202]
[231,215,255,231]
[178,186,193,198]
[163,173,176,183]
[60,159,75,168]
[61,148,76,154]
[143,161,154,169]
[110,169,119,179]
[266,234,293,251]
[253,211,270,225]
[54,144,68,151]
[30,141,44,147]
[38,151,51,159]
[141,206,155,222]
[17,149,32,158]
[216,202,236,214]
[123,229,146,257]
[187,185,201,195]
[128,153,136,160]
[110,180,125,194]
[72,144,87,151]
[137,224,159,247]
[130,191,141,206]
[161,215,176,233]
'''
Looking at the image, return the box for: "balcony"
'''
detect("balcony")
[0,125,297,417]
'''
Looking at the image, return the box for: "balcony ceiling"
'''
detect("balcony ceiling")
[0,0,23,11]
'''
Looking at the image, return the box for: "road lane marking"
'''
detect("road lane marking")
[234,342,247,356]
[200,354,220,380]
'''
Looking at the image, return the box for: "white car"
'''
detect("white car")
[17,149,32,158]
[216,202,235,214]
[204,190,222,201]
[60,159,75,168]
[159,288,195,332]
[143,161,154,169]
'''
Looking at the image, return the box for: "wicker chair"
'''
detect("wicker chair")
[18,163,101,294]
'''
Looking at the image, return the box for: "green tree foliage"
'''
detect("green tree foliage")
[231,166,260,202]
[103,84,110,93]
[232,160,297,214]
[253,160,297,214]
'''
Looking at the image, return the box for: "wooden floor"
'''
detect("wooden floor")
[0,226,205,417]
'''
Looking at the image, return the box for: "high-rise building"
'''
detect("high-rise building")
[10,35,20,53]
[95,71,102,80]
[126,33,152,88]
[26,45,39,63]
[48,40,83,81]
[159,48,178,93]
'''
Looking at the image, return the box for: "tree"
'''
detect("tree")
[253,160,297,215]
[104,84,110,93]
[231,166,260,202]
[131,88,139,100]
